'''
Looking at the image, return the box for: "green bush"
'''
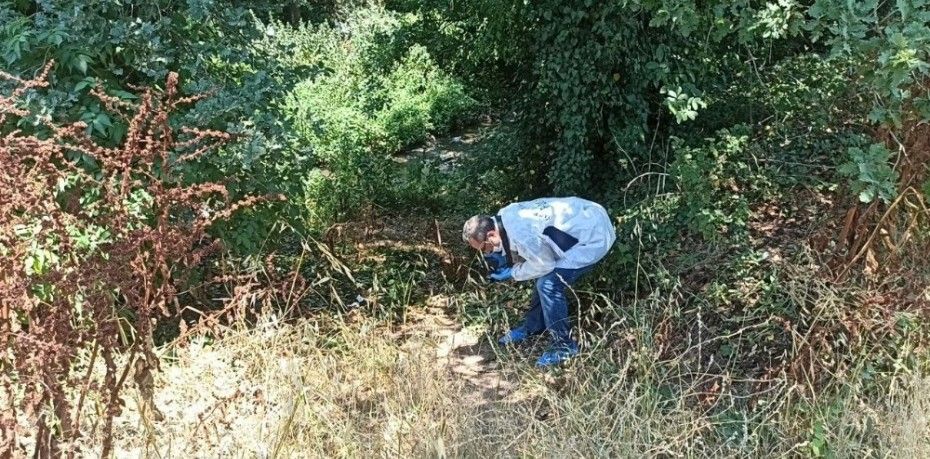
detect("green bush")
[0,1,321,253]
[378,45,475,150]
[838,143,900,204]
[346,7,415,74]
[289,80,390,224]
[670,127,770,241]
[285,8,475,226]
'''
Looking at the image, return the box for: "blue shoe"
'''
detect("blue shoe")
[535,342,579,367]
[498,327,531,346]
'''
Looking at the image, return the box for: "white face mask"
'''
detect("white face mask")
[491,221,504,253]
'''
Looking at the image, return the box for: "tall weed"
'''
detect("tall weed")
[0,64,256,457]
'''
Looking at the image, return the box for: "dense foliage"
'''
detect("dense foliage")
[282,8,476,224]
[0,1,310,252]
[3,0,930,456]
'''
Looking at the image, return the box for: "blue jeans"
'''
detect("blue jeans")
[519,265,594,346]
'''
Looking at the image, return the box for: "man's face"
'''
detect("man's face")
[469,231,501,254]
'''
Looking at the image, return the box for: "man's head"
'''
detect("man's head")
[462,215,501,254]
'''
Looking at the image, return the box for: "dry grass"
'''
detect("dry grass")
[4,211,926,457]
[99,314,468,457]
[63,307,927,458]
[819,372,930,458]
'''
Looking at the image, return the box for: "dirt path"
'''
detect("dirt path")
[396,120,546,406]
[399,304,519,406]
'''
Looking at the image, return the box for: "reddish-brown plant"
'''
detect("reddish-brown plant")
[0,63,251,457]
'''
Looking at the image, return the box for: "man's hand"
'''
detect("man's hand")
[483,252,508,271]
[488,266,513,283]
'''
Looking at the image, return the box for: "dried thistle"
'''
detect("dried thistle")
[0,64,254,458]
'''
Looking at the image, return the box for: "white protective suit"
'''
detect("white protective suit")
[496,197,617,281]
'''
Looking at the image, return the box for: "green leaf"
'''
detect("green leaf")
[111,89,138,100]
[74,77,96,92]
[92,113,112,136]
[867,105,887,124]
[73,54,91,74]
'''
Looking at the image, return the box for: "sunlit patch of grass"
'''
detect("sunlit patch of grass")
[72,303,926,458]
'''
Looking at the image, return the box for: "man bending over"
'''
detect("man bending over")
[462,196,616,367]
